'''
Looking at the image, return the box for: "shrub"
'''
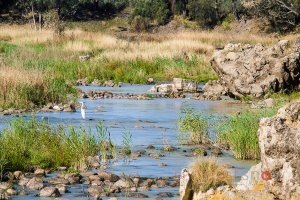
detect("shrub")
[131,0,169,25]
[130,15,150,32]
[178,107,209,144]
[190,158,232,193]
[216,108,277,160]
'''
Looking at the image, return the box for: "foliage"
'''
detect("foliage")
[216,108,277,160]
[245,0,300,31]
[0,118,116,173]
[191,158,232,193]
[131,0,169,25]
[120,130,132,158]
[178,107,209,144]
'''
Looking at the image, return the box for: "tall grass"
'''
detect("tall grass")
[0,118,116,173]
[0,67,76,109]
[190,158,232,193]
[216,108,277,160]
[178,107,209,144]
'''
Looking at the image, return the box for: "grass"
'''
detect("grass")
[0,23,298,109]
[216,108,278,160]
[0,67,76,109]
[190,158,232,193]
[178,107,209,145]
[0,118,116,173]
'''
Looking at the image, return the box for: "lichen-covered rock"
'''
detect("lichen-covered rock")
[204,40,300,99]
[258,100,300,199]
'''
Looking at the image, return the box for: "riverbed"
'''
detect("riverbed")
[0,85,257,199]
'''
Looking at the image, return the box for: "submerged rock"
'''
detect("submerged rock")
[258,100,300,199]
[204,40,300,99]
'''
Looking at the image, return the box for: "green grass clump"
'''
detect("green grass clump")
[0,118,116,173]
[216,108,277,160]
[178,107,209,145]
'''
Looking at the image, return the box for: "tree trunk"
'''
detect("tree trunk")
[39,13,42,31]
[215,0,220,20]
[183,0,189,18]
[31,4,37,31]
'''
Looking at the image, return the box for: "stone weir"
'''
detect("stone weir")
[203,40,300,100]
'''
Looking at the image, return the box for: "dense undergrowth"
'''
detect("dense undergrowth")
[0,118,117,175]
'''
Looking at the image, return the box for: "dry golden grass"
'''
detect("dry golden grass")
[190,158,233,193]
[0,24,288,61]
[0,66,44,85]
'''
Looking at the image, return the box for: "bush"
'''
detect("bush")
[131,0,169,25]
[216,108,277,160]
[178,107,209,144]
[190,158,232,193]
[188,0,218,27]
[130,15,150,32]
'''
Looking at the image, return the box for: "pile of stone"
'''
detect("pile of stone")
[149,78,198,93]
[203,40,300,100]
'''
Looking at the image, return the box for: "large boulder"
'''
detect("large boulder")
[204,40,300,99]
[258,101,300,199]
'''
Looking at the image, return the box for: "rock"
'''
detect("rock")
[147,78,154,84]
[156,179,167,187]
[258,101,300,199]
[53,105,63,111]
[40,186,60,197]
[211,147,223,156]
[103,80,119,87]
[18,177,30,187]
[163,145,176,152]
[114,179,129,188]
[56,184,67,194]
[159,163,168,166]
[149,84,174,93]
[48,177,70,185]
[0,182,11,190]
[0,108,3,112]
[158,192,173,197]
[79,55,90,62]
[64,173,81,184]
[109,198,118,200]
[77,78,89,86]
[34,168,46,176]
[13,171,23,180]
[126,193,149,198]
[192,149,208,156]
[263,98,275,108]
[173,78,198,92]
[6,188,17,196]
[203,80,227,100]
[236,163,262,191]
[26,177,44,190]
[224,190,236,200]
[97,171,120,182]
[146,145,155,150]
[88,186,104,197]
[206,188,215,196]
[141,179,154,188]
[204,40,300,99]
[180,168,193,200]
[18,190,28,196]
[63,103,76,112]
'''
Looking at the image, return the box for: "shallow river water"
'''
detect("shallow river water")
[0,85,257,200]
